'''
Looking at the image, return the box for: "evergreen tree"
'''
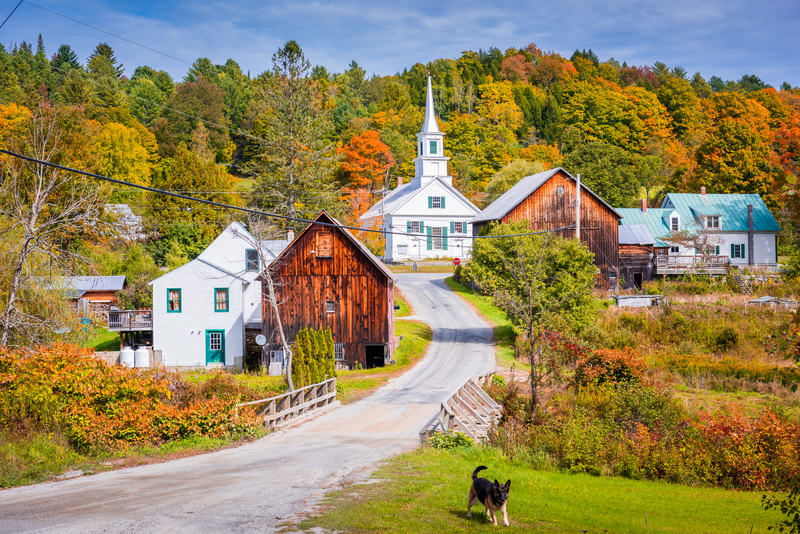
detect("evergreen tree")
[52,44,80,71]
[87,43,124,78]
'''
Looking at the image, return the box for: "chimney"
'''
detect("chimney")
[700,186,706,196]
[287,229,295,242]
[397,176,403,186]
[748,204,754,266]
[641,199,647,213]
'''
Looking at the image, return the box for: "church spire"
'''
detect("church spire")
[420,76,440,133]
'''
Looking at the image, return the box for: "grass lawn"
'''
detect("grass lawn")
[75,326,119,352]
[295,446,780,533]
[444,277,528,373]
[395,289,412,317]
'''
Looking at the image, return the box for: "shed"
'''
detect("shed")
[62,276,126,317]
[261,211,398,370]
[618,223,655,289]
[471,168,621,288]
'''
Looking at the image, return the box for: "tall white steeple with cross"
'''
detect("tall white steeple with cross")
[412,76,451,189]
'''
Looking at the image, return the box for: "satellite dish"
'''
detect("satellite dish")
[255,334,267,346]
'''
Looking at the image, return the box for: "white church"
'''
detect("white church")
[361,77,481,262]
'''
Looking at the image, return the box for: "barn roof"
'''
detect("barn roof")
[272,211,397,282]
[471,167,621,224]
[618,223,655,245]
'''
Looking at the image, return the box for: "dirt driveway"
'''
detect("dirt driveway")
[0,273,494,533]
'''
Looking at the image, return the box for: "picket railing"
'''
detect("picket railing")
[438,371,501,442]
[235,377,337,431]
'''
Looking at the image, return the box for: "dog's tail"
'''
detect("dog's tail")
[472,465,488,480]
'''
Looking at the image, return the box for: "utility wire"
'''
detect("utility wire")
[0,0,22,29]
[0,148,577,240]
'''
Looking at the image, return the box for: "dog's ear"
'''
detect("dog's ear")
[505,479,511,488]
[494,479,499,486]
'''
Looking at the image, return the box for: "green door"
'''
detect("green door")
[205,330,225,364]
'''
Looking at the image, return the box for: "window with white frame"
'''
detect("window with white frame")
[431,227,443,250]
[431,196,442,208]
[326,301,335,313]
[706,216,720,228]
[334,342,345,361]
[410,221,420,233]
[429,140,437,155]
[671,217,679,231]
[453,221,466,234]
[670,246,680,254]
[397,244,407,254]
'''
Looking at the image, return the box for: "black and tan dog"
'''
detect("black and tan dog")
[467,465,511,527]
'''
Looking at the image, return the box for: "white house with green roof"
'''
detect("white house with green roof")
[617,189,780,274]
[360,76,480,262]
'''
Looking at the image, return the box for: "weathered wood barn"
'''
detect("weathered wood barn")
[261,211,397,370]
[471,168,621,288]
[617,222,655,289]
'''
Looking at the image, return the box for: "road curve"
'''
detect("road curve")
[0,273,494,534]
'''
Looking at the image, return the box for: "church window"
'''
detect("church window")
[429,141,437,155]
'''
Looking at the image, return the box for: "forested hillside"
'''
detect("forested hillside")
[0,35,798,344]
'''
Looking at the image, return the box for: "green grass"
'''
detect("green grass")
[391,264,455,273]
[444,277,529,373]
[395,290,412,317]
[74,327,119,352]
[181,370,287,398]
[336,320,432,403]
[295,446,781,533]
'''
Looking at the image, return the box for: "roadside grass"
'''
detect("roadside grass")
[390,264,455,273]
[443,277,528,373]
[336,320,432,404]
[294,446,779,533]
[395,289,412,317]
[671,381,800,422]
[181,371,287,398]
[0,430,264,488]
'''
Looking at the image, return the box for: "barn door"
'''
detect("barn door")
[206,330,225,364]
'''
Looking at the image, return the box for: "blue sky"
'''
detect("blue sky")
[2,0,798,87]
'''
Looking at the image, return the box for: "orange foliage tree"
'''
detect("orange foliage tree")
[340,188,384,256]
[338,130,395,191]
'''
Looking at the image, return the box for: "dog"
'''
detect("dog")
[467,465,511,527]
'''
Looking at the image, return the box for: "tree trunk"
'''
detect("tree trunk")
[529,325,538,410]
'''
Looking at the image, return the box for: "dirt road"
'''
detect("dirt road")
[0,273,494,533]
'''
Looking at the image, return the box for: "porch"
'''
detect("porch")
[654,255,730,275]
[107,310,153,332]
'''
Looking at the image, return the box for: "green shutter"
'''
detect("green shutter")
[407,221,412,234]
[426,226,432,250]
[428,196,433,209]
[450,221,455,233]
[742,243,745,259]
[731,244,735,258]
[442,227,448,251]
[441,196,445,209]
[716,246,720,255]
[419,221,424,233]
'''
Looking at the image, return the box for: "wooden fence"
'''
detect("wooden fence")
[235,377,337,431]
[438,371,501,442]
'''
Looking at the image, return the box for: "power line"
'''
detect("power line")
[0,0,22,30]
[0,148,577,240]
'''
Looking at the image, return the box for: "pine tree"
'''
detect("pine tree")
[52,44,80,71]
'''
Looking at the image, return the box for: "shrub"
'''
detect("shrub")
[291,326,336,388]
[574,348,646,387]
[428,431,474,450]
[716,326,740,350]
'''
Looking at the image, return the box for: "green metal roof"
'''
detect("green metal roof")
[616,208,674,247]
[662,193,780,233]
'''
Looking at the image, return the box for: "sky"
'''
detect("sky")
[1,0,798,87]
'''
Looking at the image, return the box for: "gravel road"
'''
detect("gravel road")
[0,273,494,533]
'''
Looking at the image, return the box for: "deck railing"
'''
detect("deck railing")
[438,371,501,443]
[235,377,337,431]
[107,310,152,330]
[656,255,730,267]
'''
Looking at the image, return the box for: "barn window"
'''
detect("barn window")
[214,288,229,312]
[316,231,332,257]
[326,301,335,313]
[245,249,259,271]
[557,186,564,195]
[334,343,345,361]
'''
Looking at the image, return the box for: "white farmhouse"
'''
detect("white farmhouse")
[150,222,290,368]
[361,76,480,262]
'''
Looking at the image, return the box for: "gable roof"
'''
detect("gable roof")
[619,223,655,245]
[616,208,675,247]
[273,211,397,282]
[64,276,127,293]
[662,193,780,233]
[471,167,622,224]
[361,176,480,220]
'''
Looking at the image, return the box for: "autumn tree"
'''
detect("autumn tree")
[247,41,338,229]
[338,130,395,190]
[486,158,546,197]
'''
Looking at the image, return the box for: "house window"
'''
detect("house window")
[732,244,746,259]
[431,227,443,250]
[409,221,421,233]
[326,301,335,313]
[215,288,229,312]
[431,196,442,208]
[557,186,564,195]
[707,216,720,228]
[245,249,259,272]
[269,350,284,364]
[453,221,466,234]
[334,342,345,361]
[167,288,181,313]
[705,246,721,256]
[430,141,437,155]
[316,231,333,258]
[671,218,679,231]
[398,244,408,254]
[670,246,680,254]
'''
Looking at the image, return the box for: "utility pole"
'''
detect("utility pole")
[575,174,581,240]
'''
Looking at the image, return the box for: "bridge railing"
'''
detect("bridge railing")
[235,377,337,431]
[438,371,501,443]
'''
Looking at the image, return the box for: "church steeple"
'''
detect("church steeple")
[412,76,450,188]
